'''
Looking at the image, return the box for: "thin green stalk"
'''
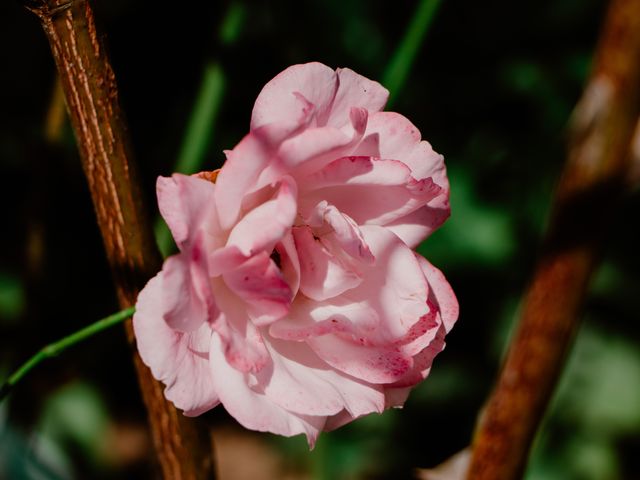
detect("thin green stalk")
[0,306,135,402]
[174,63,226,176]
[383,0,442,107]
[154,2,246,258]
[154,62,226,257]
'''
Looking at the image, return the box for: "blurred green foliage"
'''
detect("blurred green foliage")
[1,0,638,478]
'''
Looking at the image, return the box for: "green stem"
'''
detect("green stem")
[0,306,135,402]
[154,2,246,258]
[382,0,442,108]
[154,62,226,257]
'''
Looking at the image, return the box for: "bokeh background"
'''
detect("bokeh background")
[1,0,639,478]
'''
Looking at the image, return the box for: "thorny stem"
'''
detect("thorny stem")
[0,307,135,403]
[467,0,640,478]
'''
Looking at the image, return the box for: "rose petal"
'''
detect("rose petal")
[322,204,374,262]
[214,133,271,230]
[162,232,218,332]
[276,231,301,297]
[269,295,379,341]
[384,204,451,248]
[278,127,352,171]
[307,333,413,384]
[364,112,446,182]
[324,409,358,432]
[226,176,297,256]
[393,301,440,356]
[209,334,326,447]
[251,63,338,131]
[256,336,385,417]
[211,279,271,373]
[325,68,388,128]
[293,226,362,301]
[223,251,292,326]
[340,225,432,341]
[390,324,447,388]
[277,108,368,177]
[272,226,431,345]
[157,174,219,248]
[384,387,412,409]
[418,256,459,333]
[208,244,248,277]
[300,156,441,226]
[134,275,219,416]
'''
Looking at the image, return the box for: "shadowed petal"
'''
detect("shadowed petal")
[212,279,271,373]
[293,226,362,301]
[257,336,385,417]
[226,176,297,256]
[224,251,292,326]
[384,204,451,248]
[418,256,459,333]
[157,174,218,249]
[209,334,326,447]
[134,275,219,416]
[162,232,217,332]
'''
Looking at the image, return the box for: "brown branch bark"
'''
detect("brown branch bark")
[467,1,640,479]
[24,1,215,478]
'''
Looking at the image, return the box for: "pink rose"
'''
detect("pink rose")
[134,62,458,446]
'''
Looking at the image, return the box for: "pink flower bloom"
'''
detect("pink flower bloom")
[134,62,458,446]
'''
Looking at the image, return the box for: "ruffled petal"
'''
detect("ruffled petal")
[274,226,436,384]
[338,225,432,342]
[322,204,375,262]
[208,244,248,277]
[256,336,385,417]
[162,232,217,332]
[214,133,271,230]
[226,176,297,256]
[325,68,388,128]
[223,251,292,326]
[418,256,459,333]
[300,156,441,226]
[364,111,445,182]
[211,279,270,373]
[157,174,218,248]
[272,226,431,345]
[307,333,413,384]
[251,63,338,131]
[390,324,447,388]
[209,334,326,447]
[134,275,219,416]
[276,231,301,297]
[292,226,362,301]
[277,108,368,177]
[384,204,451,248]
[362,112,451,232]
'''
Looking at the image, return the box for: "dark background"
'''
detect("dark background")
[1,0,639,479]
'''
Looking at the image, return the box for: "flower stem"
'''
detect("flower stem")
[383,0,441,108]
[154,2,247,258]
[0,307,135,403]
[155,62,226,256]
